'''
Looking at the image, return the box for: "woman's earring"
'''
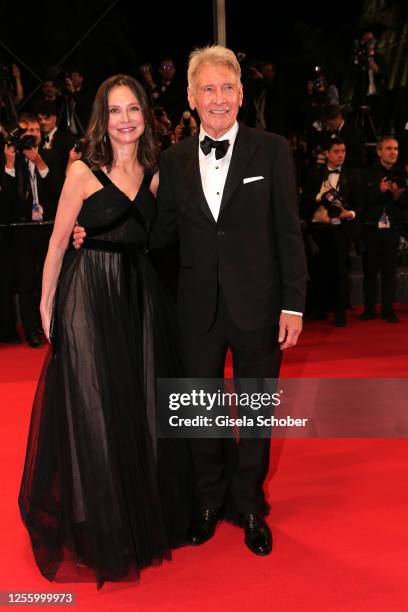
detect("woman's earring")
[103,133,107,143]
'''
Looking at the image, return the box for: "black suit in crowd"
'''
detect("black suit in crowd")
[303,164,361,319]
[0,146,18,340]
[360,162,408,312]
[151,123,307,518]
[42,129,75,169]
[1,150,59,335]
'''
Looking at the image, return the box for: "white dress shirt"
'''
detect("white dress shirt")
[198,122,239,222]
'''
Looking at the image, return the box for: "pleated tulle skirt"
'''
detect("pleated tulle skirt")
[19,248,193,588]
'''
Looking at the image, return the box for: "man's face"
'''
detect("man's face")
[71,72,83,89]
[377,139,398,166]
[43,80,58,98]
[325,116,342,132]
[38,113,57,134]
[261,63,275,82]
[23,122,42,146]
[159,61,175,81]
[187,63,243,139]
[326,144,346,167]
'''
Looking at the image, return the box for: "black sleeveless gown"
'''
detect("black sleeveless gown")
[18,169,192,588]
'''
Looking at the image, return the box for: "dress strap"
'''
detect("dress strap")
[92,169,113,188]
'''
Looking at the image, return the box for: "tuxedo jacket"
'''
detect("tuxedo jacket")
[42,129,75,167]
[1,150,60,222]
[151,123,306,333]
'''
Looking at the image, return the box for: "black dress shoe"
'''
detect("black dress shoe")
[242,512,272,556]
[188,509,219,546]
[26,330,45,348]
[334,311,346,327]
[382,310,399,323]
[358,308,377,320]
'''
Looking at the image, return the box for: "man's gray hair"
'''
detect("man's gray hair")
[187,45,241,88]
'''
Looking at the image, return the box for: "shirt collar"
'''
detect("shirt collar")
[47,126,58,141]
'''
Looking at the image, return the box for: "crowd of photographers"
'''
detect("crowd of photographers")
[0,35,407,346]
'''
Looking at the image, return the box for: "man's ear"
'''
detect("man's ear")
[187,87,195,110]
[239,85,244,108]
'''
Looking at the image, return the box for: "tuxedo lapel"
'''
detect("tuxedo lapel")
[219,124,258,217]
[181,134,215,223]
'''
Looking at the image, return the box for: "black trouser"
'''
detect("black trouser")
[179,291,282,516]
[13,225,51,334]
[309,224,351,315]
[361,226,399,311]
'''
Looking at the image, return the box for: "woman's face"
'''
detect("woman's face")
[107,85,145,146]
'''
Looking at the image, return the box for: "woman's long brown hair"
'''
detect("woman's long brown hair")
[82,74,158,173]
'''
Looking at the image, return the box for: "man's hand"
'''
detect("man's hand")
[4,143,16,169]
[379,177,392,193]
[72,224,86,249]
[24,149,47,172]
[279,312,302,350]
[11,63,21,80]
[339,209,355,220]
[69,148,82,163]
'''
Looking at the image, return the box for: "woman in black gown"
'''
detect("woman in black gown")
[18,75,192,588]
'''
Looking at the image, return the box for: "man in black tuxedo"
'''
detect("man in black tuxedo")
[38,102,76,178]
[73,46,306,555]
[302,138,360,325]
[151,46,306,555]
[2,116,60,347]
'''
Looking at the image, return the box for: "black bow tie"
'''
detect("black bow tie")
[327,168,341,174]
[200,135,230,159]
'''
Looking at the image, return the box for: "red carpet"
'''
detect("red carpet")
[1,306,407,611]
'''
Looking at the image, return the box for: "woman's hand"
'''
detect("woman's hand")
[40,303,52,343]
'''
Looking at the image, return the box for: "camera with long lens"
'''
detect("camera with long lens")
[353,39,376,69]
[320,188,344,218]
[7,126,37,153]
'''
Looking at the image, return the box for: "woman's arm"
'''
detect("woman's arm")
[40,161,89,339]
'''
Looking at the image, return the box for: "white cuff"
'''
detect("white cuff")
[38,167,49,179]
[282,310,303,317]
[5,166,15,177]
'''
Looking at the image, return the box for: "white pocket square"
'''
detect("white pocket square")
[243,176,264,184]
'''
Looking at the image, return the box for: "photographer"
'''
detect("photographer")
[302,68,339,164]
[0,62,24,131]
[359,136,407,322]
[174,110,198,142]
[352,31,387,132]
[2,114,59,347]
[240,60,286,135]
[59,68,93,136]
[153,106,174,150]
[38,101,76,183]
[303,138,360,326]
[140,58,186,127]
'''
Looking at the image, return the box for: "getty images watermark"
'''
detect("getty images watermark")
[157,379,308,438]
[157,378,408,439]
